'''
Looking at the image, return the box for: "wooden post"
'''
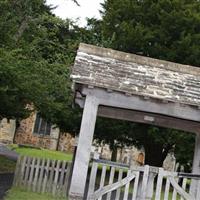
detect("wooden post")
[190,133,200,198]
[146,171,157,200]
[69,95,99,200]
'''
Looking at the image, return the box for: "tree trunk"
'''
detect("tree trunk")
[144,144,170,167]
[111,146,118,162]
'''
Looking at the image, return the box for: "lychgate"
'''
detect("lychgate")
[69,43,200,200]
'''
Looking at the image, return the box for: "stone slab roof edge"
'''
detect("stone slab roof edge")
[78,43,200,76]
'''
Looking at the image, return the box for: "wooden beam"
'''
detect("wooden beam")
[82,87,200,122]
[98,106,200,133]
[69,95,99,200]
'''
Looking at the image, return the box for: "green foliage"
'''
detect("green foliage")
[0,0,82,133]
[89,0,200,168]
[101,0,200,66]
[95,118,137,150]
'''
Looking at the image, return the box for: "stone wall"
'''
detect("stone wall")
[14,112,60,150]
[94,144,145,166]
[58,133,75,152]
[0,118,16,144]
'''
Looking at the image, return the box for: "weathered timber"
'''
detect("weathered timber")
[81,87,200,122]
[98,106,200,133]
[69,94,99,200]
[14,156,71,197]
[71,43,200,107]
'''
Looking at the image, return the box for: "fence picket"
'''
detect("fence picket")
[20,156,27,186]
[180,178,187,200]
[33,158,40,192]
[132,171,139,200]
[88,161,98,198]
[63,162,71,196]
[24,157,31,184]
[48,160,56,193]
[42,159,50,194]
[53,160,61,196]
[98,165,107,200]
[123,170,131,200]
[164,178,170,200]
[196,180,200,200]
[155,168,164,200]
[140,165,149,199]
[115,169,123,200]
[106,167,115,200]
[172,177,178,200]
[58,161,66,195]
[13,155,22,186]
[13,155,72,197]
[28,157,36,191]
[37,158,46,192]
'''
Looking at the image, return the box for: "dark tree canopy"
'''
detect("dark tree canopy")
[0,0,198,169]
[0,0,82,133]
[87,0,199,168]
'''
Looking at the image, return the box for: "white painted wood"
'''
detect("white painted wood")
[191,133,200,198]
[132,171,139,200]
[98,165,107,200]
[123,170,131,200]
[115,169,123,200]
[164,178,170,200]
[106,167,115,200]
[172,177,178,200]
[69,95,99,200]
[82,87,200,122]
[146,172,156,199]
[90,172,136,200]
[155,168,164,200]
[87,161,98,198]
[168,176,195,200]
[140,165,149,199]
[180,178,187,200]
[196,180,200,200]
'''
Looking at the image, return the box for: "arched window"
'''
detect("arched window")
[33,113,51,135]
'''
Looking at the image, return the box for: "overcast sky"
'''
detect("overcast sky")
[46,0,104,27]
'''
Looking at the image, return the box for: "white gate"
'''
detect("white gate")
[87,158,200,200]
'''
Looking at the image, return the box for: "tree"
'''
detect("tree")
[88,0,200,168]
[94,118,137,161]
[0,0,81,133]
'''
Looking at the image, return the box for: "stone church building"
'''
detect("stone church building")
[0,113,175,170]
[0,113,74,152]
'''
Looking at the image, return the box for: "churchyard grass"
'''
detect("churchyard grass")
[9,144,73,161]
[0,155,16,173]
[5,187,67,200]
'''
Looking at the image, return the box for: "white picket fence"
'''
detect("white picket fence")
[87,158,200,200]
[13,156,72,197]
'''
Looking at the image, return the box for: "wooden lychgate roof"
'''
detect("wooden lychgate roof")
[71,43,200,107]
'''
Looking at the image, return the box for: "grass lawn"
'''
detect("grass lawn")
[0,155,16,173]
[5,187,67,200]
[9,144,73,161]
